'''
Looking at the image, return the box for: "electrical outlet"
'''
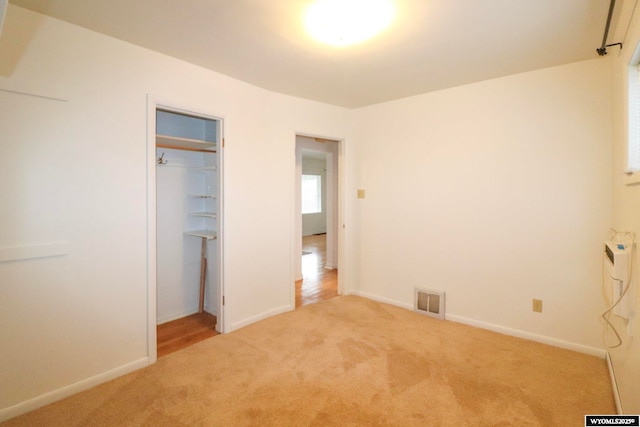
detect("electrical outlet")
[532,299,543,313]
[357,189,366,199]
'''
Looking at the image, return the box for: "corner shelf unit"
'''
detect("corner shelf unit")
[190,212,217,218]
[184,193,217,241]
[183,230,217,240]
[191,166,217,172]
[186,165,217,230]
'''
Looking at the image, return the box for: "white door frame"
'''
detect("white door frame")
[146,95,225,364]
[293,133,345,307]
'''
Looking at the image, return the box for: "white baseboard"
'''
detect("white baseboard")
[446,313,606,358]
[157,308,200,325]
[351,291,606,358]
[158,307,218,326]
[203,305,217,317]
[606,352,623,414]
[0,357,150,423]
[350,290,413,310]
[230,304,292,331]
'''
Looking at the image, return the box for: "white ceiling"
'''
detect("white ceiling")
[7,0,623,108]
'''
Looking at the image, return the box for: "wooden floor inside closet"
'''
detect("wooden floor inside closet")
[157,233,337,357]
[157,312,218,358]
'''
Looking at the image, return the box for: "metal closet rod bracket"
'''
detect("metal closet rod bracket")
[596,0,623,56]
[597,43,623,56]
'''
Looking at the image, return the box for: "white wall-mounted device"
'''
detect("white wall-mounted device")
[604,241,632,319]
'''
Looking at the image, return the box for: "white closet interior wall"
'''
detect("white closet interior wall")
[156,149,217,323]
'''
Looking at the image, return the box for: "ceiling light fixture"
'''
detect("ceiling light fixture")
[304,0,395,46]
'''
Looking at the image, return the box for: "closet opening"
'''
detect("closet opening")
[153,106,224,358]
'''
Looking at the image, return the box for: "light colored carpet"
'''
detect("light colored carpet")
[3,296,615,426]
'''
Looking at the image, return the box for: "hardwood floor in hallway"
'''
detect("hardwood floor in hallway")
[296,233,338,308]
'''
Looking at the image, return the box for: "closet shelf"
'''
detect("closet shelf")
[188,194,217,199]
[190,166,217,172]
[156,134,217,153]
[184,230,217,240]
[190,212,217,218]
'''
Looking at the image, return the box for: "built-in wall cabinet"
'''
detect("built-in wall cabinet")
[155,108,221,330]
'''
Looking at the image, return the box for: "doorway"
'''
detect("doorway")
[147,99,224,361]
[294,135,340,308]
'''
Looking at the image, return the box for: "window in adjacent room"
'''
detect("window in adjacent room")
[302,174,322,214]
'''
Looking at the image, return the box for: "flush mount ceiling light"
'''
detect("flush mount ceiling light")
[304,0,395,46]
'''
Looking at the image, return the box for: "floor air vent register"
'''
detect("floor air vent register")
[414,288,445,320]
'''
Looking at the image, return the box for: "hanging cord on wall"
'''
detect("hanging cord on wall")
[601,229,636,349]
[597,0,623,56]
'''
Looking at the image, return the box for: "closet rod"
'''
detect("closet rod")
[597,0,623,55]
[156,143,217,154]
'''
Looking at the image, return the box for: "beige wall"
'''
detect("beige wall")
[351,58,612,353]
